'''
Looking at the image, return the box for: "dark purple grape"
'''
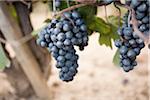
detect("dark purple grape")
[127,50,136,58]
[137,3,147,12]
[119,46,128,54]
[66,31,73,39]
[123,27,133,36]
[57,56,65,62]
[72,11,80,19]
[114,39,122,48]
[63,24,70,31]
[122,59,131,66]
[57,32,66,41]
[64,39,71,45]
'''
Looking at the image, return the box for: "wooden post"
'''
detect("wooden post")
[13,2,51,79]
[0,2,51,100]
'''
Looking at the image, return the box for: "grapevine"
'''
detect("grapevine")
[36,0,150,82]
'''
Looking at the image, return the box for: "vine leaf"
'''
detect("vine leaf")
[113,49,120,66]
[108,15,122,27]
[58,1,68,10]
[59,1,76,10]
[99,34,112,48]
[78,5,97,20]
[99,24,119,48]
[78,7,117,48]
[88,16,111,35]
[0,44,10,70]
[98,16,120,48]
[108,24,119,41]
[44,18,51,23]
[98,22,119,48]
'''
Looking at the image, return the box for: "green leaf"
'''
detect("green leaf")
[108,15,123,28]
[97,16,120,48]
[78,5,97,20]
[99,34,112,48]
[88,16,111,34]
[108,24,119,41]
[59,1,76,10]
[98,23,119,48]
[87,29,94,36]
[113,49,120,66]
[44,18,51,23]
[59,1,68,10]
[0,44,10,70]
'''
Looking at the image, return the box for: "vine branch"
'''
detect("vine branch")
[54,1,114,17]
[55,3,88,17]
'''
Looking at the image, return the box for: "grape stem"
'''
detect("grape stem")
[53,0,57,16]
[113,2,121,28]
[62,14,75,27]
[128,10,131,27]
[54,1,116,17]
[54,3,88,17]
[104,6,109,23]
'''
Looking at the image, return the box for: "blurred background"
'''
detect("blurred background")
[0,1,149,100]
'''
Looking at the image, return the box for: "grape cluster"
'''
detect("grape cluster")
[37,10,88,82]
[114,0,149,72]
